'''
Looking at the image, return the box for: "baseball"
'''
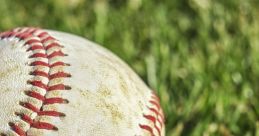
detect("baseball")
[0,27,165,136]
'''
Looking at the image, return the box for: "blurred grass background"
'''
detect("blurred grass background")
[1,0,259,135]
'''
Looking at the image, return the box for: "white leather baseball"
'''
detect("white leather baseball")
[0,27,165,136]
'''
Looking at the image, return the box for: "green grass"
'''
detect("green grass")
[1,0,259,135]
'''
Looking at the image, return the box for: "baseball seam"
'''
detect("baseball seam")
[139,92,165,136]
[0,27,71,136]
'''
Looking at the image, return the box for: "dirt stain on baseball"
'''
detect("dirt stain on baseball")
[79,88,90,98]
[95,85,124,125]
[118,74,130,98]
[0,65,20,79]
[97,57,131,99]
[96,99,124,125]
[98,85,112,97]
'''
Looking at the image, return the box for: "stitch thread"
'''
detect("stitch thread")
[0,27,71,136]
[139,92,164,136]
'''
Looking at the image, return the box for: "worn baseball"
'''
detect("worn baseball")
[0,27,165,136]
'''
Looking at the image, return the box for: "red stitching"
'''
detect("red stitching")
[49,72,71,80]
[50,62,68,67]
[148,107,163,127]
[41,36,55,43]
[26,28,38,34]
[30,61,49,67]
[29,53,47,58]
[25,39,41,45]
[48,84,70,91]
[25,91,45,101]
[8,123,26,136]
[0,32,13,38]
[44,98,68,105]
[28,81,48,90]
[38,111,65,117]
[149,100,160,110]
[27,45,45,51]
[139,92,164,136]
[31,122,58,130]
[45,42,62,50]
[143,114,161,136]
[139,124,154,136]
[21,115,33,124]
[37,32,48,38]
[48,50,65,58]
[30,70,49,78]
[0,27,71,135]
[20,102,40,113]
[16,33,31,40]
